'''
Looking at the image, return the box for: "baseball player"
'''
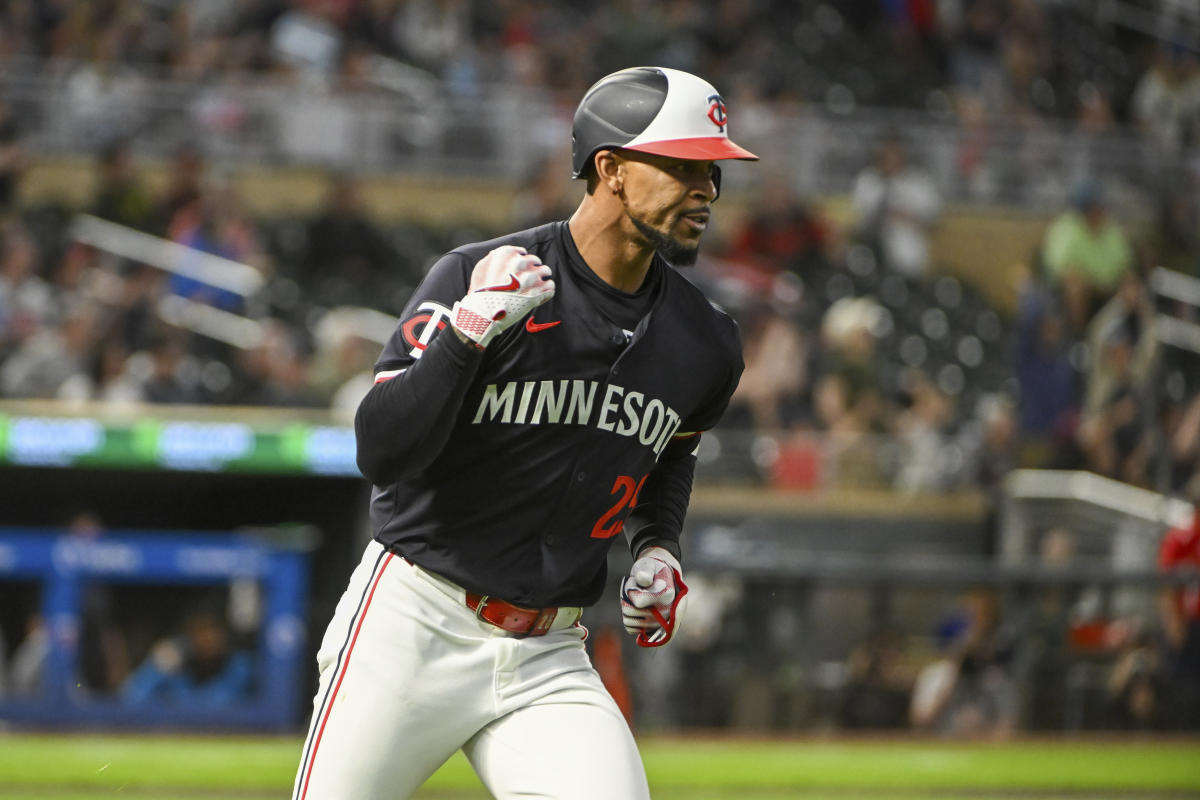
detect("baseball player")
[293,66,758,800]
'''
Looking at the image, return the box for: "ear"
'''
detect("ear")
[594,150,623,195]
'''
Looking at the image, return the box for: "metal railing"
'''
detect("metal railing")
[0,60,1183,213]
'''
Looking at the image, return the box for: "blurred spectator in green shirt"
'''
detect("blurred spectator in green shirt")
[1040,179,1134,338]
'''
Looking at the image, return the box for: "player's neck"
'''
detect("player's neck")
[568,204,654,293]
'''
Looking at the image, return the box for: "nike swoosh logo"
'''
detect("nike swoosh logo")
[479,275,520,292]
[526,318,562,333]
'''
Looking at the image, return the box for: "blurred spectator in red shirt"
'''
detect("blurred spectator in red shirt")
[724,176,834,285]
[1158,493,1200,729]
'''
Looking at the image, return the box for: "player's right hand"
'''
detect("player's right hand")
[452,245,555,347]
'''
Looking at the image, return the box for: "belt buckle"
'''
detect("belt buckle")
[473,595,491,620]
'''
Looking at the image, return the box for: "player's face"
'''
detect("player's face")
[613,150,718,266]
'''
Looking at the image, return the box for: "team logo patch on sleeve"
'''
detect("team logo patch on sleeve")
[401,301,454,358]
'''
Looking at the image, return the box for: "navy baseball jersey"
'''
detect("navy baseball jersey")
[355,221,743,608]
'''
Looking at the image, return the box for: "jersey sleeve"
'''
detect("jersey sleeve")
[676,311,745,437]
[623,437,697,562]
[354,251,485,486]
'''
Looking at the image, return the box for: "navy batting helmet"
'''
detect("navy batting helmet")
[571,66,759,180]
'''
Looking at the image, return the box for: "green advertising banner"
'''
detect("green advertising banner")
[0,412,359,476]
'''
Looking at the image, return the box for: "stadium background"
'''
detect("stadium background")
[1,0,1199,796]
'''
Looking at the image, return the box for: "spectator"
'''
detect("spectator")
[1075,316,1153,485]
[1012,279,1080,467]
[1130,43,1200,158]
[510,150,579,231]
[1039,179,1134,338]
[850,131,942,280]
[1082,272,1157,418]
[148,143,206,237]
[121,606,254,707]
[7,612,48,697]
[0,223,54,357]
[1104,621,1166,731]
[58,333,143,407]
[0,96,27,213]
[910,587,1018,738]
[891,369,957,493]
[1157,492,1200,730]
[301,173,403,306]
[814,296,889,488]
[839,625,913,730]
[1156,172,1200,276]
[89,138,152,231]
[1167,394,1200,494]
[166,176,264,311]
[0,303,97,398]
[727,300,811,433]
[139,331,199,404]
[723,176,834,283]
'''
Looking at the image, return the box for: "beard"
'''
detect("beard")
[630,215,701,266]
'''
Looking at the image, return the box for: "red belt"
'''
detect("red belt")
[465,592,566,637]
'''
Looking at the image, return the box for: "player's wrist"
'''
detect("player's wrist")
[450,301,496,349]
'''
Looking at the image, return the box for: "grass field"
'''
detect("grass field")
[0,732,1198,799]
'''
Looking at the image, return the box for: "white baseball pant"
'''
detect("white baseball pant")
[293,540,651,800]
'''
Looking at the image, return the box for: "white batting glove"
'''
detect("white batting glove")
[452,245,555,347]
[620,546,689,648]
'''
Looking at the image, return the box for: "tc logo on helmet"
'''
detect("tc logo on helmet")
[706,94,727,132]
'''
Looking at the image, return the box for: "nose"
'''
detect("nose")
[696,164,722,203]
[689,175,717,204]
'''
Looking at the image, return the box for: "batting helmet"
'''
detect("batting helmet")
[571,66,759,180]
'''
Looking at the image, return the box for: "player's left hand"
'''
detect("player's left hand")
[620,546,689,648]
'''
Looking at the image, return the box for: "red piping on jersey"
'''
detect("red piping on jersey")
[297,552,394,800]
[672,430,700,439]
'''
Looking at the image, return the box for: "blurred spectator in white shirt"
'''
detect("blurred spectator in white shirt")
[851,131,942,280]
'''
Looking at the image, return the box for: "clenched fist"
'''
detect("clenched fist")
[620,546,689,647]
[452,245,555,347]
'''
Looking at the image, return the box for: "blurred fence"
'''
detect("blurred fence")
[0,59,1184,214]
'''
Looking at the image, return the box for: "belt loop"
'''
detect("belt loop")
[529,608,558,637]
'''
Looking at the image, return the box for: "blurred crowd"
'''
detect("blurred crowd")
[1,0,1196,137]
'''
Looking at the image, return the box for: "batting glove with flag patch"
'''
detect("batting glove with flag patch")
[621,546,689,647]
[452,245,555,348]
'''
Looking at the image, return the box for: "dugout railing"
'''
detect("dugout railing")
[0,527,311,729]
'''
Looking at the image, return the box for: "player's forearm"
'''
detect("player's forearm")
[624,445,698,562]
[355,331,484,485]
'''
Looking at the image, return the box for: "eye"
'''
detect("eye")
[671,161,710,177]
